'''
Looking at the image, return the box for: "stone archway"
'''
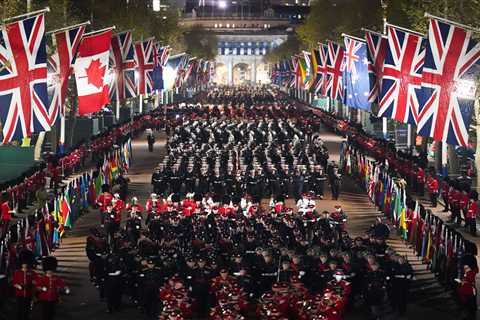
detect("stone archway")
[214,62,228,85]
[256,61,270,84]
[232,63,252,85]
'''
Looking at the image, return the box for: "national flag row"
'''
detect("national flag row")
[345,144,467,271]
[272,14,480,147]
[0,9,212,144]
[50,138,132,238]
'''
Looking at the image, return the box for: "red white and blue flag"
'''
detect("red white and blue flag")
[378,25,425,125]
[364,29,387,103]
[324,41,345,101]
[47,24,86,126]
[416,18,480,147]
[314,44,328,95]
[153,45,171,90]
[109,31,136,101]
[134,38,155,95]
[0,13,50,143]
[174,54,189,89]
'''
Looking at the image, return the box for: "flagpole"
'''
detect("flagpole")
[361,28,387,37]
[385,23,425,37]
[46,21,91,35]
[382,4,388,140]
[139,94,143,114]
[84,26,116,37]
[116,95,120,121]
[3,7,50,22]
[424,12,480,32]
[341,33,366,42]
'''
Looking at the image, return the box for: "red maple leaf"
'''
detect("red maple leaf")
[84,59,106,89]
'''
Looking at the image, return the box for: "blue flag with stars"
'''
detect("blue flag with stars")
[342,36,371,111]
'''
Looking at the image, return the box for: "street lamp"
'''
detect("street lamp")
[218,1,228,9]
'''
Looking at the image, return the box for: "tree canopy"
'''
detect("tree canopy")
[182,25,218,60]
[264,34,303,63]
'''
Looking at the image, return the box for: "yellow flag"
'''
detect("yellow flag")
[21,137,31,147]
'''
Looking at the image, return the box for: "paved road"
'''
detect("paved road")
[22,127,462,320]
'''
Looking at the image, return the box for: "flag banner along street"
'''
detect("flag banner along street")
[74,29,112,115]
[378,25,425,125]
[109,31,137,101]
[324,41,345,101]
[342,35,372,111]
[47,23,86,126]
[364,29,387,103]
[135,38,155,95]
[0,13,50,143]
[416,17,480,147]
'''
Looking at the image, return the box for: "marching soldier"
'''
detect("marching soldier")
[36,256,70,320]
[13,253,36,320]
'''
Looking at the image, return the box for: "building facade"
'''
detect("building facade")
[179,1,307,85]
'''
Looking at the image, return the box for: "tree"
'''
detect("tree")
[297,0,383,48]
[264,34,303,63]
[182,25,218,60]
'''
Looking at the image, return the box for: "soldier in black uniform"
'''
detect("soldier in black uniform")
[390,255,413,316]
[105,253,124,313]
[138,259,162,318]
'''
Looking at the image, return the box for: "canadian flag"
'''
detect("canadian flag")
[74,30,112,115]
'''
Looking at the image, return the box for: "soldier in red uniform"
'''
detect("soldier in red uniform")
[457,263,478,320]
[96,185,113,226]
[126,197,144,218]
[36,256,69,320]
[13,253,36,320]
[111,194,125,224]
[441,178,450,212]
[415,166,425,196]
[427,174,439,207]
[466,191,478,236]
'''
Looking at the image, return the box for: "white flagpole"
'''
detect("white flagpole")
[3,7,50,22]
[46,21,90,35]
[60,115,66,145]
[116,96,120,121]
[139,94,143,114]
[84,26,116,37]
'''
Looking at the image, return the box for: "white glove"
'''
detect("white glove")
[65,288,70,295]
[42,286,48,292]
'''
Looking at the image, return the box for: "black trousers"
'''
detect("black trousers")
[40,301,56,320]
[466,218,477,236]
[430,192,438,207]
[16,296,31,320]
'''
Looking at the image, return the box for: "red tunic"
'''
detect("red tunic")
[467,201,478,219]
[1,202,11,222]
[13,270,37,298]
[36,275,66,302]
[97,193,113,212]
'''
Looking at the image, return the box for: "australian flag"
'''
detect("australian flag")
[342,36,371,111]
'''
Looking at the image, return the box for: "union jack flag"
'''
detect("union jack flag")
[0,14,50,143]
[110,31,136,101]
[153,45,171,90]
[416,18,480,147]
[47,24,85,126]
[314,44,327,95]
[134,38,155,95]
[174,54,189,89]
[365,30,387,103]
[378,25,425,125]
[291,56,301,89]
[324,41,345,101]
